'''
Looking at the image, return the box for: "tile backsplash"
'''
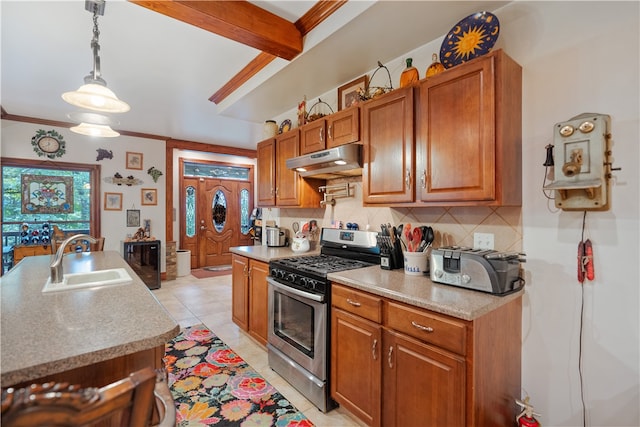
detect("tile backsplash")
[274,177,522,252]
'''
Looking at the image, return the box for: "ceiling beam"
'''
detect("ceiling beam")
[209,0,348,104]
[130,0,303,60]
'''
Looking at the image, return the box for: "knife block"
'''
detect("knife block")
[378,236,404,270]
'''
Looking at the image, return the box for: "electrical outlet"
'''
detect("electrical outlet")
[474,232,494,250]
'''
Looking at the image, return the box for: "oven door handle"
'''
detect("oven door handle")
[267,277,325,302]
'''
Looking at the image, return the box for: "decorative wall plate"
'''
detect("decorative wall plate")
[279,119,292,134]
[439,11,500,69]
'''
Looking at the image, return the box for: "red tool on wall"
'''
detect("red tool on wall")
[516,397,541,427]
[578,239,595,283]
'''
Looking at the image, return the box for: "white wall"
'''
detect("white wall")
[1,121,167,269]
[274,2,640,425]
[2,2,638,425]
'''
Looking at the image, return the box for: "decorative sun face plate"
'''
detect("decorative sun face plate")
[31,129,66,159]
[439,11,500,69]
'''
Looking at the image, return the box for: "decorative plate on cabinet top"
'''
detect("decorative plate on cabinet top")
[439,11,499,69]
[279,119,292,134]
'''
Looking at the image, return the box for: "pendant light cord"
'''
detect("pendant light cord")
[90,3,102,82]
[579,210,587,427]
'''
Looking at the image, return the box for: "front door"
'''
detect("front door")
[180,161,253,269]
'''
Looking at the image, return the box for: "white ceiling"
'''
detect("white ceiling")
[1,1,507,150]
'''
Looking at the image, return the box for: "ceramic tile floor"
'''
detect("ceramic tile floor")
[152,272,367,427]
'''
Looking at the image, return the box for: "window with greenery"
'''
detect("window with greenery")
[1,158,100,247]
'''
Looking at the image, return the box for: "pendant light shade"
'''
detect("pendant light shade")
[67,111,120,138]
[70,123,120,137]
[63,81,130,113]
[62,0,129,117]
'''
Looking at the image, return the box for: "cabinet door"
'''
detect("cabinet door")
[231,254,249,330]
[327,106,359,148]
[248,259,269,346]
[416,54,496,202]
[383,329,465,427]
[300,119,326,154]
[331,308,382,427]
[256,139,276,206]
[362,87,414,204]
[275,131,301,206]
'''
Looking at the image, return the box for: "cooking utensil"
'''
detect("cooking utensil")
[292,221,300,236]
[404,222,412,251]
[412,227,422,252]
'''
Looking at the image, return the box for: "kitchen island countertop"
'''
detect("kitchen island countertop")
[328,265,523,321]
[0,251,179,386]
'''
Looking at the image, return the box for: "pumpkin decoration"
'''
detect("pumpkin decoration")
[426,53,445,78]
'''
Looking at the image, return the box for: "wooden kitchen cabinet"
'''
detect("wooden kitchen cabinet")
[248,258,269,346]
[416,49,522,205]
[231,254,269,346]
[231,254,249,330]
[331,308,382,427]
[300,106,360,154]
[331,283,521,427]
[256,131,324,208]
[362,86,415,204]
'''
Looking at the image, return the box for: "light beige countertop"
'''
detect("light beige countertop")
[230,245,320,263]
[0,251,179,386]
[328,265,524,321]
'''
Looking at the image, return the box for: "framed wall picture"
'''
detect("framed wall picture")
[126,209,140,227]
[104,192,123,211]
[141,188,157,205]
[126,152,143,170]
[338,75,368,110]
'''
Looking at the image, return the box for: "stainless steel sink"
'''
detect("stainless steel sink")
[42,268,133,293]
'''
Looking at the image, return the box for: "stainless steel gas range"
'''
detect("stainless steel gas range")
[267,228,380,412]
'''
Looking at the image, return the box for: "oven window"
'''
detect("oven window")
[273,291,315,357]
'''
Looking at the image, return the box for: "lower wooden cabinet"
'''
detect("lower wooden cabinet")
[231,254,269,346]
[247,259,269,345]
[382,329,465,427]
[330,283,521,427]
[331,309,382,426]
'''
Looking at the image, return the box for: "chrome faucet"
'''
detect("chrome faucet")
[50,234,98,284]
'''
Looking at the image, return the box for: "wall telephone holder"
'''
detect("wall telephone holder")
[543,113,618,211]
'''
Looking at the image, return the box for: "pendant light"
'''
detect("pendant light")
[63,0,129,137]
[68,112,120,137]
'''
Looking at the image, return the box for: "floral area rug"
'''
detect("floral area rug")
[164,324,314,426]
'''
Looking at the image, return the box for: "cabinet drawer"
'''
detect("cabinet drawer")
[386,301,466,355]
[332,284,382,323]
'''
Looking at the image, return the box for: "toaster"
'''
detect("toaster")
[430,246,525,295]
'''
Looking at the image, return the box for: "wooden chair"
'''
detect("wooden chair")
[1,367,175,427]
[51,236,105,254]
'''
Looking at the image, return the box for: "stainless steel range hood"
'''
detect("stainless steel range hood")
[286,143,362,180]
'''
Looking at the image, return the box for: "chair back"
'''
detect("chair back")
[1,367,175,427]
[51,236,105,254]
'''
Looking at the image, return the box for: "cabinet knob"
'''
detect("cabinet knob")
[328,125,332,140]
[387,346,394,368]
[405,169,411,189]
[372,338,378,360]
[319,127,324,144]
[421,170,426,189]
[346,298,361,307]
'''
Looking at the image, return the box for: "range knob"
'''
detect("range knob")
[285,273,296,283]
[300,277,310,289]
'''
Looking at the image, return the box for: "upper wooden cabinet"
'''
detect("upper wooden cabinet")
[362,87,415,204]
[300,106,360,155]
[416,49,522,205]
[256,130,324,208]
